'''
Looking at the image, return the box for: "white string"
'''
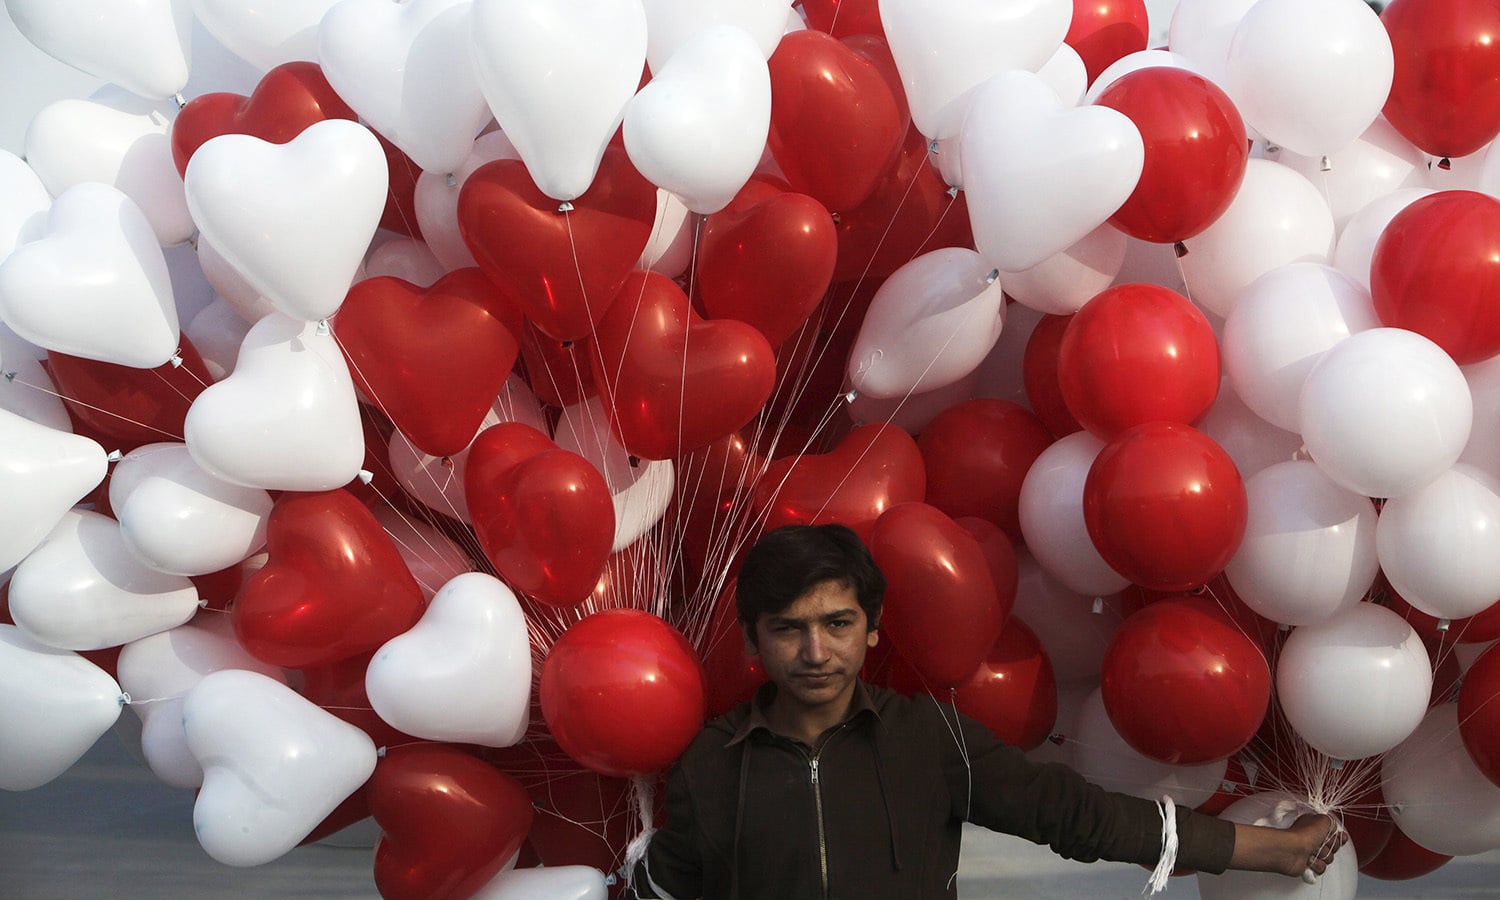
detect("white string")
[621,773,658,890]
[1144,795,1178,896]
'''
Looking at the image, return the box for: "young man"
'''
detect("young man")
[632,524,1342,899]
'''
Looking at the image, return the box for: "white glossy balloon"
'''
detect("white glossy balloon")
[1330,187,1434,292]
[9,510,201,651]
[470,0,647,201]
[846,373,980,436]
[1070,689,1226,808]
[1011,549,1125,686]
[363,237,447,287]
[1299,328,1472,500]
[1268,117,1428,233]
[1225,461,1378,627]
[413,130,519,271]
[846,248,1007,400]
[117,616,287,789]
[1197,792,1358,900]
[624,26,770,215]
[972,301,1044,409]
[319,0,492,175]
[1018,431,1130,598]
[997,222,1126,316]
[1166,0,1258,104]
[185,297,252,381]
[963,70,1143,273]
[0,150,51,263]
[4,0,191,99]
[555,397,674,551]
[1462,354,1500,484]
[0,325,71,430]
[371,505,475,601]
[641,0,789,73]
[0,624,122,791]
[184,669,378,867]
[638,189,696,278]
[189,0,338,73]
[366,572,531,747]
[109,442,273,576]
[184,313,365,491]
[1035,41,1087,108]
[1221,263,1380,433]
[195,234,277,324]
[0,181,179,367]
[1196,379,1305,480]
[474,865,609,900]
[0,408,107,572]
[879,0,1072,141]
[1385,703,1500,856]
[1277,602,1431,761]
[184,119,388,322]
[1081,49,1198,105]
[1378,464,1500,620]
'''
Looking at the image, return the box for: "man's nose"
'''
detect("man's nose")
[802,628,831,662]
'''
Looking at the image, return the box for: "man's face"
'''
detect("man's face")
[747,580,879,716]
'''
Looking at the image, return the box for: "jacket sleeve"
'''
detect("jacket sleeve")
[629,761,704,900]
[938,701,1237,875]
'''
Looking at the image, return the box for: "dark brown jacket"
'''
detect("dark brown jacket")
[632,681,1236,899]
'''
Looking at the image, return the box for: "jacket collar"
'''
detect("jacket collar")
[724,678,882,747]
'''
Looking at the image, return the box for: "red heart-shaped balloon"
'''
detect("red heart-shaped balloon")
[369,744,534,900]
[457,146,657,341]
[171,61,356,177]
[800,0,886,39]
[698,179,837,347]
[334,267,523,458]
[233,490,425,669]
[752,422,927,541]
[768,30,906,212]
[46,337,213,449]
[590,271,776,461]
[464,422,615,607]
[519,321,597,409]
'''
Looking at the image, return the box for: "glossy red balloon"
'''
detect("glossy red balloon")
[919,399,1055,542]
[869,502,1007,688]
[698,179,837,347]
[701,580,767,717]
[1458,642,1500,787]
[458,146,657,341]
[753,422,927,542]
[541,609,707,777]
[590,270,776,460]
[667,431,765,596]
[1359,822,1453,880]
[234,490,425,669]
[800,0,885,39]
[1058,283,1220,440]
[464,422,614,608]
[1064,0,1149,85]
[369,744,534,900]
[1371,190,1500,365]
[958,516,1019,627]
[298,651,412,750]
[171,61,355,176]
[46,339,213,448]
[518,321,596,409]
[1084,422,1247,592]
[951,618,1056,751]
[1094,67,1248,244]
[334,267,523,458]
[1021,313,1082,438]
[1383,0,1500,159]
[1100,597,1269,765]
[484,741,634,874]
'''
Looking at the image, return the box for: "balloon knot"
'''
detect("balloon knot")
[357,469,374,485]
[1319,155,1332,173]
[1090,597,1104,615]
[830,211,842,225]
[173,93,186,110]
[628,455,641,468]
[106,450,124,462]
[1438,157,1453,171]
[843,389,858,404]
[1437,618,1452,632]
[3,370,15,382]
[169,352,184,369]
[946,186,959,199]
[446,173,457,187]
[315,320,331,336]
[927,140,940,154]
[985,269,999,285]
[119,692,133,707]
[1173,241,1188,259]
[557,201,575,213]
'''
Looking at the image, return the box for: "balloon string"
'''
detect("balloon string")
[5,374,183,442]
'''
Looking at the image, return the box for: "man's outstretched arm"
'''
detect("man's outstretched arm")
[1229,813,1346,878]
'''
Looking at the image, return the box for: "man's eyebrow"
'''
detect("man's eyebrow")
[767,609,860,627]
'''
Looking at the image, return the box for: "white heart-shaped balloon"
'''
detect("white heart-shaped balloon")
[184,668,377,867]
[117,616,287,789]
[184,313,364,491]
[0,624,122,791]
[413,130,518,271]
[109,442,274,576]
[623,26,770,214]
[474,864,609,900]
[880,0,1072,141]
[5,0,192,99]
[555,397,674,551]
[24,93,192,246]
[364,237,447,287]
[184,297,252,381]
[320,0,492,175]
[638,188,695,277]
[195,234,276,323]
[184,119,388,322]
[371,504,475,601]
[962,70,1143,273]
[366,572,530,747]
[189,0,339,73]
[0,325,72,431]
[0,181,180,367]
[641,0,790,73]
[9,510,201,650]
[0,150,50,264]
[0,407,107,571]
[998,222,1127,316]
[470,0,647,201]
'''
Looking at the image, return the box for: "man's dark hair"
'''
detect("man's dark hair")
[736,524,886,641]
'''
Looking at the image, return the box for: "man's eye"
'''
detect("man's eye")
[829,620,851,629]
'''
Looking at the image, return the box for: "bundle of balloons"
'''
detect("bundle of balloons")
[9,0,1500,896]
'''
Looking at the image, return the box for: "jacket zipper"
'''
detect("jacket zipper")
[810,754,829,899]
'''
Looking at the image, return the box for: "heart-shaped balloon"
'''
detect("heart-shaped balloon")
[469,0,646,201]
[414,131,519,271]
[0,407,107,571]
[962,70,1144,273]
[366,572,531,747]
[185,313,365,491]
[368,744,534,900]
[184,668,378,866]
[0,624,122,791]
[334,268,523,458]
[590,271,776,460]
[0,182,179,368]
[370,505,476,602]
[0,325,71,430]
[117,616,287,789]
[319,0,492,175]
[473,865,609,900]
[191,0,340,73]
[623,25,771,214]
[752,422,928,541]
[109,442,273,576]
[641,0,790,72]
[0,150,51,262]
[363,237,446,286]
[184,119,388,323]
[697,179,836,347]
[171,61,357,177]
[457,147,657,341]
[25,94,193,246]
[8,510,201,650]
[233,489,425,668]
[46,337,213,448]
[464,423,615,607]
[6,0,191,99]
[554,396,675,551]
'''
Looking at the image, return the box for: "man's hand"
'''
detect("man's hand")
[1229,812,1347,878]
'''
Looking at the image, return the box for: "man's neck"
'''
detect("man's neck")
[765,687,857,747]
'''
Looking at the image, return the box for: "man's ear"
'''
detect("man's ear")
[866,627,879,649]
